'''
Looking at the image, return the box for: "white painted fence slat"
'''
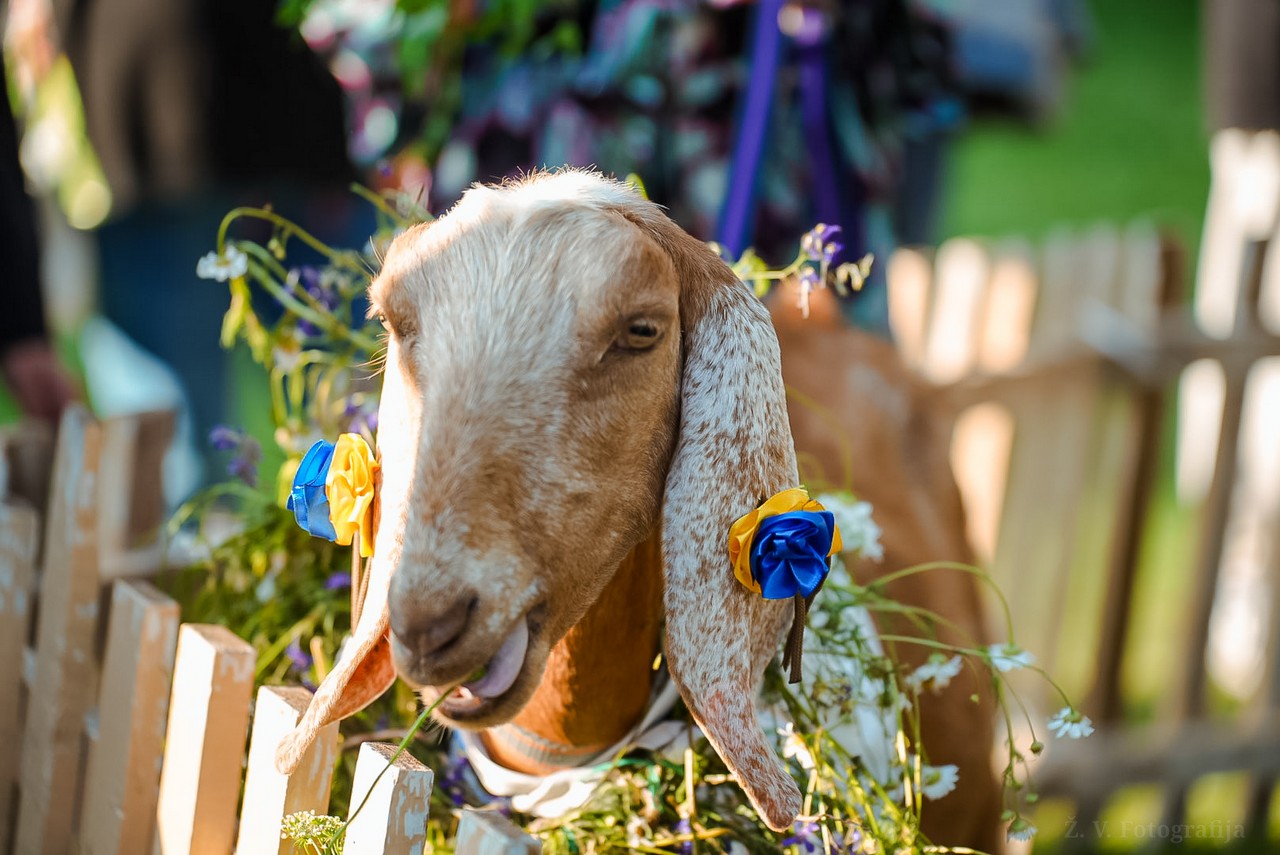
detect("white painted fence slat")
[344,742,434,855]
[79,580,180,855]
[235,686,339,855]
[0,501,39,847]
[16,406,103,855]
[456,809,542,854]
[153,624,256,855]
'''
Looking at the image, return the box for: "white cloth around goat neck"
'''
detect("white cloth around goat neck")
[458,674,687,818]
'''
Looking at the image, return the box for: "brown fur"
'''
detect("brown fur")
[485,530,665,772]
[774,284,1003,852]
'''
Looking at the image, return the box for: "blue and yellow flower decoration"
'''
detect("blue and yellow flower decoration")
[729,488,842,600]
[729,487,842,683]
[288,433,380,557]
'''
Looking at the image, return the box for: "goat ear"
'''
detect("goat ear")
[275,554,396,774]
[615,202,803,832]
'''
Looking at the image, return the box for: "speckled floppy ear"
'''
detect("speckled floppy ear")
[613,197,803,832]
[275,517,396,774]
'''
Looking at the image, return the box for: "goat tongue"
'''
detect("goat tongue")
[463,621,528,698]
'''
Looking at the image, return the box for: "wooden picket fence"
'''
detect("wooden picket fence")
[892,220,1280,844]
[1,219,1274,854]
[0,409,537,855]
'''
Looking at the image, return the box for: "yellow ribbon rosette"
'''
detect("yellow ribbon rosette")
[325,433,380,558]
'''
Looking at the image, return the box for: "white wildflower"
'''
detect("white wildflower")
[920,764,959,800]
[1048,706,1094,739]
[817,492,883,561]
[273,342,303,373]
[255,574,277,603]
[196,246,249,281]
[1006,817,1037,842]
[988,642,1035,673]
[778,721,815,771]
[904,653,963,692]
[625,815,652,848]
[827,554,853,588]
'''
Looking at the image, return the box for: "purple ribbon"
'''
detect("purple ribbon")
[717,0,786,256]
[718,1,846,266]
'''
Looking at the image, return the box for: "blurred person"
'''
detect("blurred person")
[49,0,372,482]
[1,41,77,424]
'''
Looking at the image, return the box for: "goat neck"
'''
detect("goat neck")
[482,528,665,774]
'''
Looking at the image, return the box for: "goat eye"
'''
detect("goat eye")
[615,320,662,352]
[375,312,391,332]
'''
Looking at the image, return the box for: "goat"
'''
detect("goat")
[274,170,1000,846]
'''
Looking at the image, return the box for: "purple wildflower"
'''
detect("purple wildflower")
[782,821,822,853]
[841,825,863,853]
[227,435,262,487]
[675,818,693,855]
[325,572,352,591]
[293,267,340,337]
[800,223,842,260]
[821,239,844,265]
[441,755,473,807]
[227,456,256,487]
[343,396,379,436]
[285,636,313,673]
[208,425,242,451]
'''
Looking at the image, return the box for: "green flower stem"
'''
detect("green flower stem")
[866,561,1018,654]
[217,206,362,271]
[269,369,290,429]
[255,604,327,678]
[243,258,381,354]
[785,385,855,490]
[348,183,417,227]
[167,481,271,535]
[849,597,986,651]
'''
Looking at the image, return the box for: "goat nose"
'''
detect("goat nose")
[389,591,477,659]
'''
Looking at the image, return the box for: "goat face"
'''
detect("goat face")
[278,170,806,832]
[369,190,682,726]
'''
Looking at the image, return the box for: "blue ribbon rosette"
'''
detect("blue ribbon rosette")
[750,510,839,600]
[288,439,338,542]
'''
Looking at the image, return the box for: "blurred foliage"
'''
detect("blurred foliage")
[275,0,583,158]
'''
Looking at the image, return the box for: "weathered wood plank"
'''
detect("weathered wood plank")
[456,809,542,854]
[0,501,40,849]
[98,412,174,581]
[343,742,434,855]
[0,420,55,514]
[153,624,256,855]
[922,238,989,384]
[235,686,339,855]
[1088,232,1181,724]
[886,247,934,369]
[78,580,180,855]
[16,406,104,855]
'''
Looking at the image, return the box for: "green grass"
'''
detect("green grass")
[943,0,1209,259]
